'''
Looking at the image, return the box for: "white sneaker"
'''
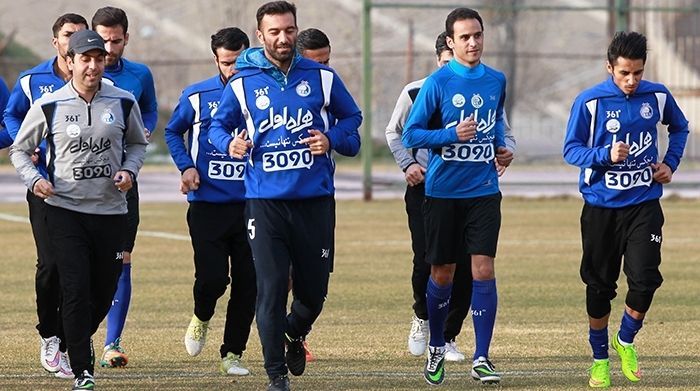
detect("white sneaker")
[54,351,74,379]
[408,315,429,356]
[184,314,209,356]
[444,339,466,362]
[220,352,250,376]
[40,336,61,372]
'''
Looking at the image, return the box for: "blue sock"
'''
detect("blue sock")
[589,327,609,360]
[472,279,497,360]
[426,277,452,347]
[618,311,643,344]
[105,263,132,346]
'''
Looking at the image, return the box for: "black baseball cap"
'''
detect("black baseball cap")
[68,30,107,54]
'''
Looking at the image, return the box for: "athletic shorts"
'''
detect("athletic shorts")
[423,192,502,265]
[580,199,664,292]
[123,180,140,252]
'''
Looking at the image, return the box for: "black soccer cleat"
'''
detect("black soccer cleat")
[267,374,290,391]
[285,333,306,376]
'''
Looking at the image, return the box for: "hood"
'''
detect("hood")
[236,47,302,88]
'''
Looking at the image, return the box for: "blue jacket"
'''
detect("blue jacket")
[165,75,246,203]
[209,48,362,200]
[103,58,158,132]
[0,76,10,148]
[3,58,67,175]
[563,77,689,208]
[402,60,506,199]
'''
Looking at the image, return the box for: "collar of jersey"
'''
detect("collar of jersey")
[447,59,485,79]
[236,47,301,88]
[105,58,124,73]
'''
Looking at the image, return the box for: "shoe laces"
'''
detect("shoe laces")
[189,321,208,341]
[410,317,426,339]
[108,337,126,353]
[43,336,60,356]
[427,347,445,371]
[474,356,496,372]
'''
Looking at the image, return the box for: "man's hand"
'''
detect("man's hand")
[495,146,514,177]
[300,129,330,155]
[180,167,200,194]
[651,162,673,184]
[405,163,425,186]
[455,114,477,142]
[144,128,151,142]
[113,171,133,192]
[32,179,55,199]
[229,129,252,159]
[31,147,40,165]
[610,141,630,163]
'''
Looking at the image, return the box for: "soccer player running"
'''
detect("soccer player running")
[164,27,256,376]
[208,2,362,390]
[402,8,513,386]
[563,31,689,388]
[10,29,148,391]
[3,13,88,379]
[91,6,158,368]
[388,30,514,363]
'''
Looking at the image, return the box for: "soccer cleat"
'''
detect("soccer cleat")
[471,356,501,384]
[54,351,74,379]
[72,370,95,390]
[285,333,306,376]
[423,345,446,385]
[184,314,209,356]
[303,340,315,362]
[612,333,641,382]
[267,374,290,391]
[408,315,429,356]
[444,339,465,362]
[100,337,128,368]
[220,352,250,376]
[40,336,61,373]
[588,358,611,388]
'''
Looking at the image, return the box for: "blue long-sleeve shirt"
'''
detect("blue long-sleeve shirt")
[209,48,362,200]
[402,60,506,199]
[563,77,689,208]
[3,58,68,175]
[103,58,158,132]
[164,75,246,203]
[0,76,11,148]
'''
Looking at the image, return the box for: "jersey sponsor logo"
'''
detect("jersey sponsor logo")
[65,114,81,122]
[640,102,653,119]
[116,251,123,260]
[207,100,219,116]
[650,233,661,243]
[207,160,245,181]
[296,80,311,97]
[262,148,313,172]
[445,108,497,135]
[452,93,465,108]
[101,109,115,124]
[256,94,270,110]
[321,248,330,259]
[604,166,653,190]
[258,106,314,134]
[39,84,55,94]
[66,124,82,138]
[69,136,112,155]
[606,119,620,133]
[471,93,484,109]
[72,164,112,180]
[610,131,653,158]
[441,142,494,163]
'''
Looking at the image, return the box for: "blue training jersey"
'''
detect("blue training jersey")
[402,60,506,199]
[563,77,689,208]
[0,76,11,148]
[103,58,158,132]
[3,58,68,175]
[165,75,246,203]
[209,48,362,200]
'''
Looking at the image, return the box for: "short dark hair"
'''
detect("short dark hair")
[445,7,484,38]
[607,31,647,65]
[91,6,129,34]
[52,13,88,37]
[256,1,297,30]
[435,31,451,57]
[296,28,330,52]
[211,27,250,55]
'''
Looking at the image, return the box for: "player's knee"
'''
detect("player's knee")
[122,251,132,263]
[197,276,229,298]
[291,297,325,321]
[431,265,455,286]
[625,288,659,314]
[586,287,614,319]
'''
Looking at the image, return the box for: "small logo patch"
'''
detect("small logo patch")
[606,118,621,133]
[296,80,311,97]
[640,102,653,119]
[66,124,81,138]
[256,95,270,110]
[471,93,484,109]
[452,93,465,108]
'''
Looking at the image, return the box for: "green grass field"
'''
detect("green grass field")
[1,198,699,390]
